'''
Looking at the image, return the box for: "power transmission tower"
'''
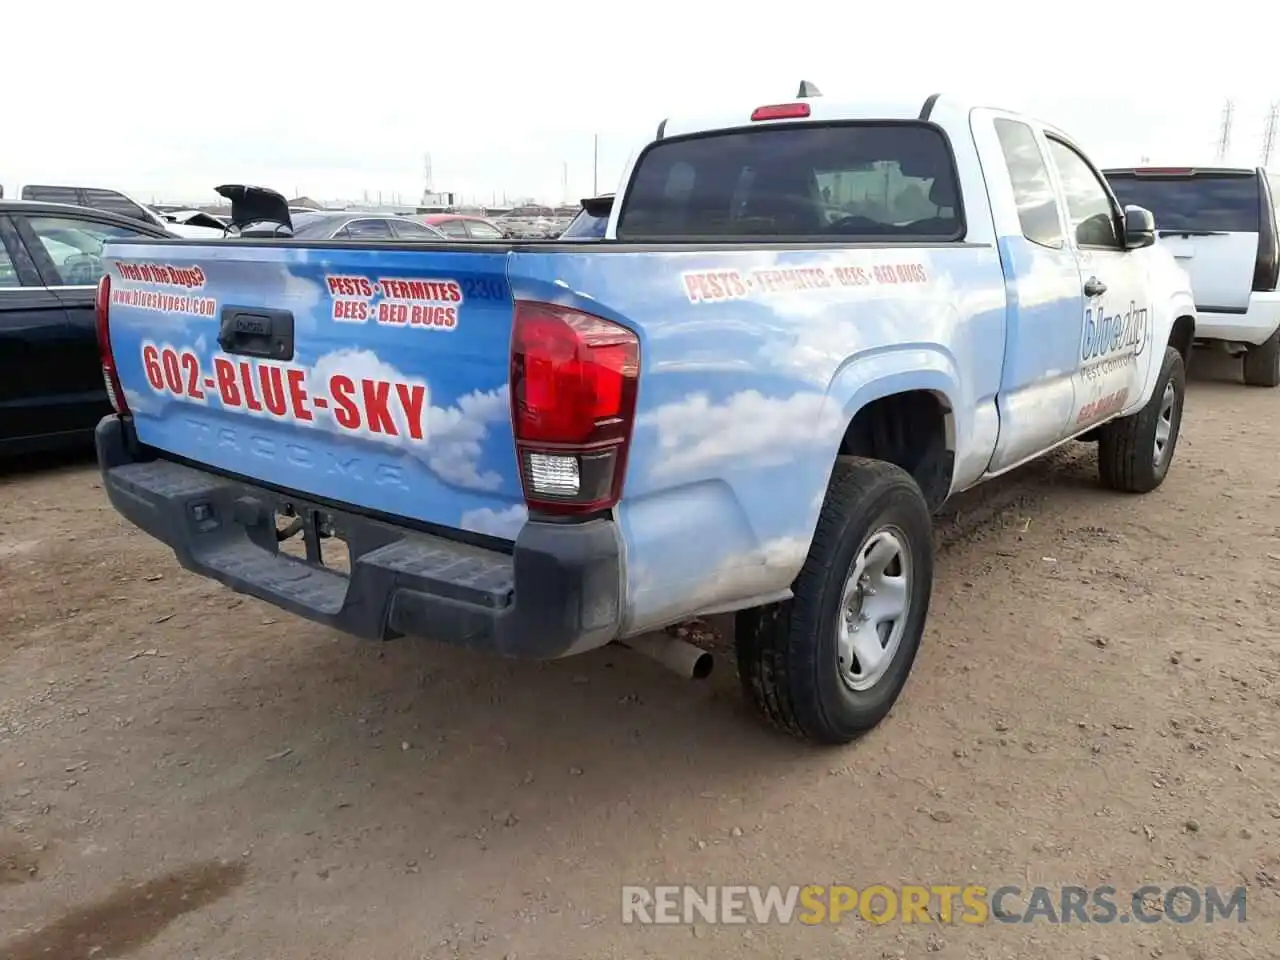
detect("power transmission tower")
[1262,102,1279,168]
[1215,100,1235,163]
[419,153,435,205]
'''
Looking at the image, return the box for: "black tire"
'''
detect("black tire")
[1097,345,1185,493]
[1243,329,1280,388]
[735,458,933,745]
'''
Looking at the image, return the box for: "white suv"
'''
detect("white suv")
[1104,166,1280,387]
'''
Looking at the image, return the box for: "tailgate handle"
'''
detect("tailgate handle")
[218,306,294,361]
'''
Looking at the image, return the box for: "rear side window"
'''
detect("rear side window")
[1106,173,1261,233]
[617,123,963,241]
[391,219,443,240]
[0,242,19,287]
[20,185,152,224]
[22,184,80,205]
[345,219,393,239]
[81,188,151,224]
[26,216,153,285]
[436,219,470,238]
[993,119,1064,249]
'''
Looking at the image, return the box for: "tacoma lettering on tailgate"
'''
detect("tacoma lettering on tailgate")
[139,342,429,441]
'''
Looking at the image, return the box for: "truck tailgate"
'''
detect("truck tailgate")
[1157,231,1258,312]
[102,243,526,538]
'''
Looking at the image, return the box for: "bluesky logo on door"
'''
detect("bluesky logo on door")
[1072,296,1152,428]
[1080,300,1149,364]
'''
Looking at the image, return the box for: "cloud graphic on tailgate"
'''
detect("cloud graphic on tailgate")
[309,348,509,492]
[282,269,324,310]
[427,387,510,491]
[121,386,160,416]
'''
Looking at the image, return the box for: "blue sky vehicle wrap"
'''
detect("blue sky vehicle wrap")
[104,240,1011,633]
[92,95,1202,745]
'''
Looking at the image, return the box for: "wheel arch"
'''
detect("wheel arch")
[831,366,959,513]
[1169,314,1195,364]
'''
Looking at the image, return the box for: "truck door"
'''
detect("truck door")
[983,116,1086,474]
[1042,137,1153,431]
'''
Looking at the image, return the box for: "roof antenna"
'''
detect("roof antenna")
[797,80,822,98]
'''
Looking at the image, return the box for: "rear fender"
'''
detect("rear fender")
[826,344,963,486]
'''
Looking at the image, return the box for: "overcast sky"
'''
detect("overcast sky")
[7,1,1277,206]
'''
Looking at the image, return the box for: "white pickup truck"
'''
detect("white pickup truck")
[1104,166,1280,386]
[94,88,1197,744]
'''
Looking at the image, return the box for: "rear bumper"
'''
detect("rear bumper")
[1195,293,1280,346]
[95,416,622,659]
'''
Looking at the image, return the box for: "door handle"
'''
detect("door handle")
[1083,277,1107,298]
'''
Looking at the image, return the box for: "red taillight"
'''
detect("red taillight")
[510,301,639,516]
[95,275,130,415]
[750,102,811,122]
[1133,167,1194,176]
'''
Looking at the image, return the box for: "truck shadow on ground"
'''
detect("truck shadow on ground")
[1185,344,1249,385]
[0,861,246,960]
[0,444,96,480]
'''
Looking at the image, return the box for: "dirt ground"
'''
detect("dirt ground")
[2,350,1278,960]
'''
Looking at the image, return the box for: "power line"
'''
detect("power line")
[1216,99,1235,163]
[1262,102,1279,168]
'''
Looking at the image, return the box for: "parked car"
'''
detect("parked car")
[422,214,507,240]
[92,89,1195,744]
[0,200,174,455]
[5,183,224,239]
[496,205,560,239]
[1103,166,1280,386]
[156,208,228,231]
[559,194,614,240]
[287,212,447,241]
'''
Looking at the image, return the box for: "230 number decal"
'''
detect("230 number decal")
[459,277,505,300]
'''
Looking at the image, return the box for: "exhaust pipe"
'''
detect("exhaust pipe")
[619,633,714,680]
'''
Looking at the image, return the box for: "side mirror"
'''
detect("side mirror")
[1123,205,1156,250]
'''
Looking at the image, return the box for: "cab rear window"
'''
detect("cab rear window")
[617,122,963,241]
[1106,172,1261,233]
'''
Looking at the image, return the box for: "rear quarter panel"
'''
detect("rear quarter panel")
[510,244,1007,635]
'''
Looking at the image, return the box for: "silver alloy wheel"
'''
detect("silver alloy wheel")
[837,526,912,692]
[1153,380,1177,469]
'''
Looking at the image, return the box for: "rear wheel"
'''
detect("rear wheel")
[1097,345,1185,493]
[735,458,933,745]
[1243,329,1280,387]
